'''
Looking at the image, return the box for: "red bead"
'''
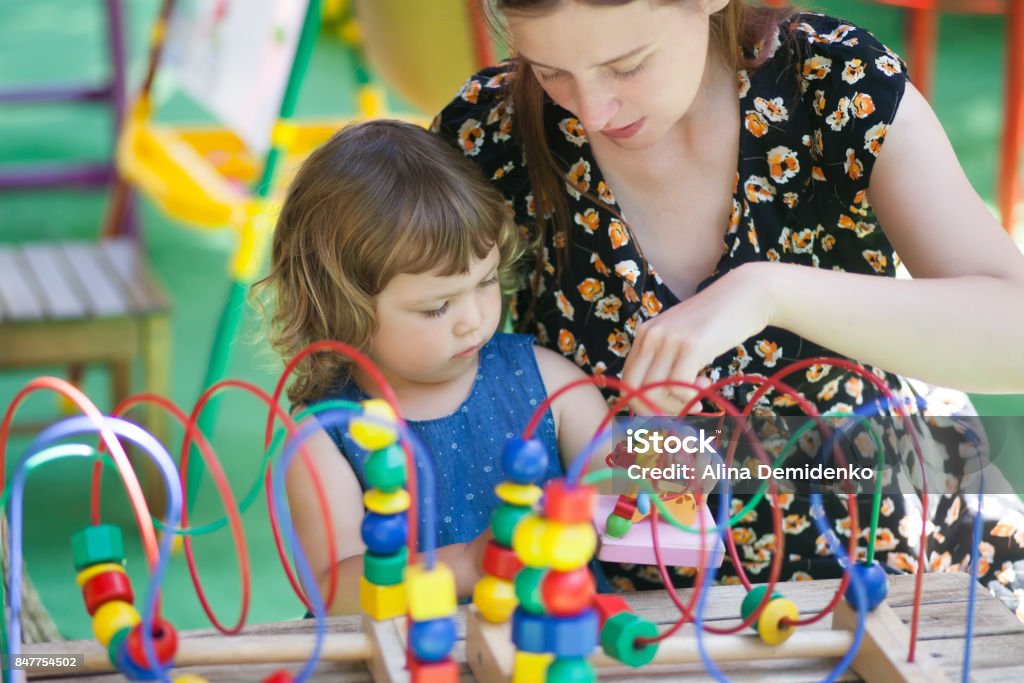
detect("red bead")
[541,567,595,616]
[125,617,178,668]
[612,495,638,520]
[409,656,458,683]
[592,594,631,628]
[82,570,134,615]
[542,480,597,524]
[481,541,523,581]
[261,671,294,683]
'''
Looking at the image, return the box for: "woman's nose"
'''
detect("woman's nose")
[574,83,619,133]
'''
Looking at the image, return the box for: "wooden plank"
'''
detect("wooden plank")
[58,242,132,317]
[18,243,88,319]
[832,600,949,682]
[0,247,46,322]
[100,237,169,314]
[0,318,140,365]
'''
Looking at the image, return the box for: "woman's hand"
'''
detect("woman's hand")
[621,262,777,414]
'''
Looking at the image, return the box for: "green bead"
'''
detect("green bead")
[514,567,547,614]
[364,445,407,492]
[363,547,408,586]
[605,514,632,539]
[545,656,595,683]
[106,627,131,668]
[491,504,532,547]
[72,525,125,571]
[740,585,783,629]
[600,612,658,667]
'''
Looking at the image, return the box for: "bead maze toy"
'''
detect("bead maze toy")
[2,344,990,682]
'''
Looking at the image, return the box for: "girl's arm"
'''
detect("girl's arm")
[287,424,493,616]
[623,83,1024,406]
[533,346,613,474]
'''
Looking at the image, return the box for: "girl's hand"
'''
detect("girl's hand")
[621,262,776,414]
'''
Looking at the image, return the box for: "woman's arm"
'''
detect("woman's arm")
[286,424,491,615]
[623,83,1024,405]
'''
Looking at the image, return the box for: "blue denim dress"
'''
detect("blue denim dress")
[315,333,563,549]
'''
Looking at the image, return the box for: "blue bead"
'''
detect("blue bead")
[114,640,161,681]
[844,561,889,612]
[360,512,407,555]
[502,438,549,484]
[409,617,457,662]
[547,608,598,658]
[511,608,548,653]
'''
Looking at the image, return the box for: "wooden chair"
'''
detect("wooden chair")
[0,0,170,510]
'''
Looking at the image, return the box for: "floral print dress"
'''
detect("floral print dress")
[434,13,1024,614]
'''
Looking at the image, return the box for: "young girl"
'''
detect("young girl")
[254,120,610,615]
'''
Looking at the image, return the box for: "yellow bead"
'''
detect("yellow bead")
[360,576,406,621]
[756,597,799,645]
[511,515,548,568]
[172,677,210,683]
[350,399,398,451]
[495,481,543,507]
[473,576,517,623]
[544,521,596,571]
[75,562,125,588]
[363,488,411,515]
[406,563,456,621]
[92,600,140,646]
[512,651,553,683]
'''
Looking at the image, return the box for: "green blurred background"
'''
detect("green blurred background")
[0,0,1022,639]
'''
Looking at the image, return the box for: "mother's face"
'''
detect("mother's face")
[505,0,727,150]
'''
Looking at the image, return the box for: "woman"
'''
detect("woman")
[434,0,1024,605]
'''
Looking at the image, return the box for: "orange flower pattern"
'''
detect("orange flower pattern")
[435,14,1024,610]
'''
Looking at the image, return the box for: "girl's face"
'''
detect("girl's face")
[368,247,503,387]
[506,0,727,150]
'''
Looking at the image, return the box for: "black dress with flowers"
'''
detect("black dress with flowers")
[434,13,1024,610]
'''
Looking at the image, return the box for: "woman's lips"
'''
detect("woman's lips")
[601,118,645,140]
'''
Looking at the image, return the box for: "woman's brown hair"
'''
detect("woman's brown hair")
[484,0,795,325]
[253,120,522,404]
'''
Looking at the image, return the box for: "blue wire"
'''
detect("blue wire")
[566,426,612,486]
[958,419,986,683]
[7,416,183,683]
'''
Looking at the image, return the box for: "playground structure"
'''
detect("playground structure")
[1,340,988,682]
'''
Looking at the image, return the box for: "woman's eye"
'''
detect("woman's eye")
[537,69,563,83]
[423,302,449,319]
[613,62,646,80]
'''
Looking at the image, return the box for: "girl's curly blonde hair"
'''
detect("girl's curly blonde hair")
[252,120,523,405]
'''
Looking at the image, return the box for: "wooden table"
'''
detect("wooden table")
[29,573,1024,682]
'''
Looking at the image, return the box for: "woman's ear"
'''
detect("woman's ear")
[703,0,731,15]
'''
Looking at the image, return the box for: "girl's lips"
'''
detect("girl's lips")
[454,342,482,359]
[601,118,645,140]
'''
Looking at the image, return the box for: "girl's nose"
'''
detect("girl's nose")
[454,301,483,337]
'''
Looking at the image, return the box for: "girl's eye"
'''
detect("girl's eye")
[613,62,646,80]
[423,302,449,319]
[480,276,500,288]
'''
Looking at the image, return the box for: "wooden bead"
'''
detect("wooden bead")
[604,514,632,539]
[501,438,549,484]
[113,638,159,681]
[592,594,631,627]
[542,480,596,524]
[92,600,140,647]
[756,597,799,645]
[511,515,548,568]
[472,576,517,623]
[350,399,398,451]
[408,656,458,683]
[106,627,132,668]
[71,525,125,571]
[491,504,531,547]
[495,481,543,507]
[541,568,595,616]
[512,651,553,683]
[511,608,547,653]
[482,540,523,581]
[407,564,456,621]
[82,570,134,615]
[544,522,596,571]
[513,567,547,615]
[359,576,406,621]
[546,656,596,683]
[259,672,293,683]
[364,444,407,492]
[173,677,211,683]
[612,496,638,519]
[409,617,456,662]
[125,617,178,668]
[360,512,407,555]
[845,561,889,612]
[363,488,411,515]
[740,585,782,628]
[599,612,659,667]
[546,608,598,658]
[76,562,125,588]
[363,547,408,586]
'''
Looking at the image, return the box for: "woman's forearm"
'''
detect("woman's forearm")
[762,262,1024,393]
